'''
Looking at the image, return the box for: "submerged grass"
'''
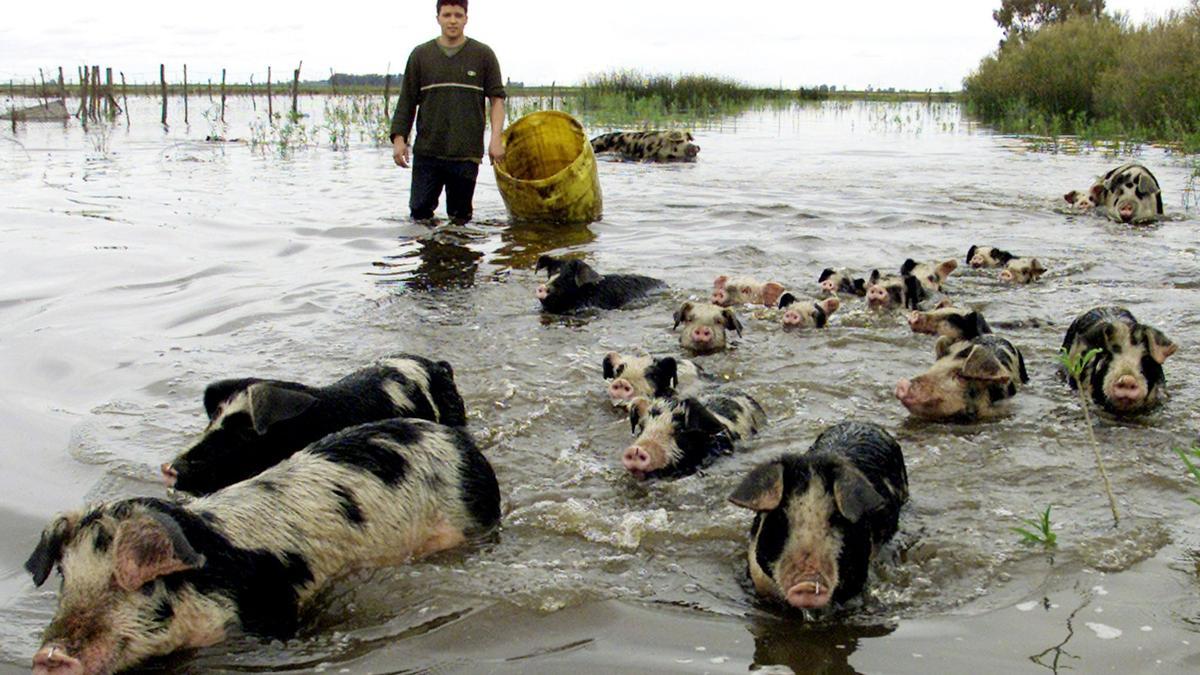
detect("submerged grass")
[1013,505,1058,547]
[1058,347,1120,527]
[1176,444,1200,507]
[964,4,1200,149]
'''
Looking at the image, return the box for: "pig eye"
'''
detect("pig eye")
[742,287,751,293]
[615,364,625,376]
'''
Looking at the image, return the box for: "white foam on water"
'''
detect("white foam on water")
[1085,622,1122,640]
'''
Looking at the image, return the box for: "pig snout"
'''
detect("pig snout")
[999,269,1014,282]
[161,463,178,487]
[906,312,923,330]
[691,325,714,347]
[535,284,548,300]
[895,379,912,402]
[785,574,834,610]
[622,445,655,478]
[820,279,837,293]
[608,379,636,401]
[782,309,805,327]
[710,289,729,306]
[686,144,700,158]
[866,285,888,307]
[1110,375,1147,408]
[32,645,84,675]
[1118,201,1136,223]
[970,255,985,268]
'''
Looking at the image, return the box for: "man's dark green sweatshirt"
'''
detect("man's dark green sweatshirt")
[390,38,505,162]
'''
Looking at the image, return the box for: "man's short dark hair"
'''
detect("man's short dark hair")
[437,0,466,12]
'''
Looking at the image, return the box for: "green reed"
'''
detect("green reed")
[1058,347,1120,526]
[1013,505,1058,547]
[964,5,1200,149]
[1176,444,1200,507]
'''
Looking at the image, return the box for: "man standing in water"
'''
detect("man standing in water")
[391,0,506,224]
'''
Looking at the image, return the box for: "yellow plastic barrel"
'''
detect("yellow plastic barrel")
[493,110,603,225]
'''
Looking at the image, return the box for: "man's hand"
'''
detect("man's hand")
[487,134,505,165]
[392,137,411,168]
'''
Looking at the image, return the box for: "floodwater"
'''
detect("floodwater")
[1,94,1198,674]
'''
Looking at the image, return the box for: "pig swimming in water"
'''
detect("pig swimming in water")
[778,295,840,329]
[1061,306,1176,414]
[623,389,766,479]
[907,305,992,341]
[602,352,705,406]
[535,255,665,314]
[26,418,500,675]
[674,301,744,353]
[729,421,908,610]
[895,335,1029,420]
[710,275,789,308]
[163,354,466,496]
[817,268,867,297]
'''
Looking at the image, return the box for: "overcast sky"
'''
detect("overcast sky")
[0,1,1189,91]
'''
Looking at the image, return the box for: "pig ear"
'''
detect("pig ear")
[203,379,261,420]
[658,357,679,389]
[722,309,743,336]
[1138,171,1159,195]
[1063,191,1079,204]
[820,297,840,315]
[246,384,319,435]
[628,398,651,434]
[833,466,885,524]
[681,398,726,435]
[1029,258,1046,275]
[934,336,959,360]
[818,268,835,282]
[761,282,786,308]
[602,352,621,380]
[673,302,694,329]
[937,259,958,279]
[113,512,205,592]
[902,276,923,310]
[574,263,602,287]
[535,255,561,277]
[969,312,992,336]
[869,269,881,284]
[1016,347,1030,384]
[1138,326,1177,364]
[713,275,729,290]
[899,259,917,276]
[777,292,797,309]
[1090,183,1107,202]
[966,245,978,263]
[960,346,1010,383]
[25,514,79,587]
[852,279,866,296]
[729,462,784,512]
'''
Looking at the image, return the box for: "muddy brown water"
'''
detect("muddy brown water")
[0,96,1198,674]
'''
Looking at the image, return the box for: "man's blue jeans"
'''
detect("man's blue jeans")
[410,155,480,223]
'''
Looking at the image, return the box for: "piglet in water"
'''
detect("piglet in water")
[907,306,992,341]
[602,352,705,406]
[779,295,840,329]
[674,302,744,353]
[711,276,788,308]
[729,421,908,610]
[1061,306,1176,414]
[535,255,665,314]
[817,269,867,297]
[623,389,766,479]
[26,418,500,675]
[895,335,1029,420]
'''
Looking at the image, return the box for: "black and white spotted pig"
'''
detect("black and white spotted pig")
[895,335,1029,420]
[589,129,700,162]
[900,258,958,293]
[864,270,925,311]
[711,275,788,308]
[602,352,705,406]
[622,389,766,479]
[728,421,908,610]
[966,245,1016,269]
[999,257,1047,284]
[779,295,840,329]
[1093,162,1163,224]
[907,306,992,341]
[673,301,744,353]
[163,354,467,496]
[535,255,665,314]
[26,419,500,675]
[1061,306,1176,414]
[818,268,867,297]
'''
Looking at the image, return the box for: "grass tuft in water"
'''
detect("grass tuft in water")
[1013,505,1057,548]
[1175,444,1200,507]
[1058,347,1120,527]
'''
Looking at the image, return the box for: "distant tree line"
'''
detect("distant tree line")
[329,73,401,87]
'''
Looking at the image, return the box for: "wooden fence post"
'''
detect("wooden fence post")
[207,79,213,101]
[384,71,392,120]
[76,66,86,120]
[329,68,337,96]
[291,61,301,118]
[38,68,48,105]
[220,68,226,122]
[8,79,15,133]
[160,63,168,126]
[91,65,100,120]
[267,66,273,119]
[120,72,129,127]
[57,66,66,104]
[249,73,256,111]
[105,67,119,116]
[183,64,189,124]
